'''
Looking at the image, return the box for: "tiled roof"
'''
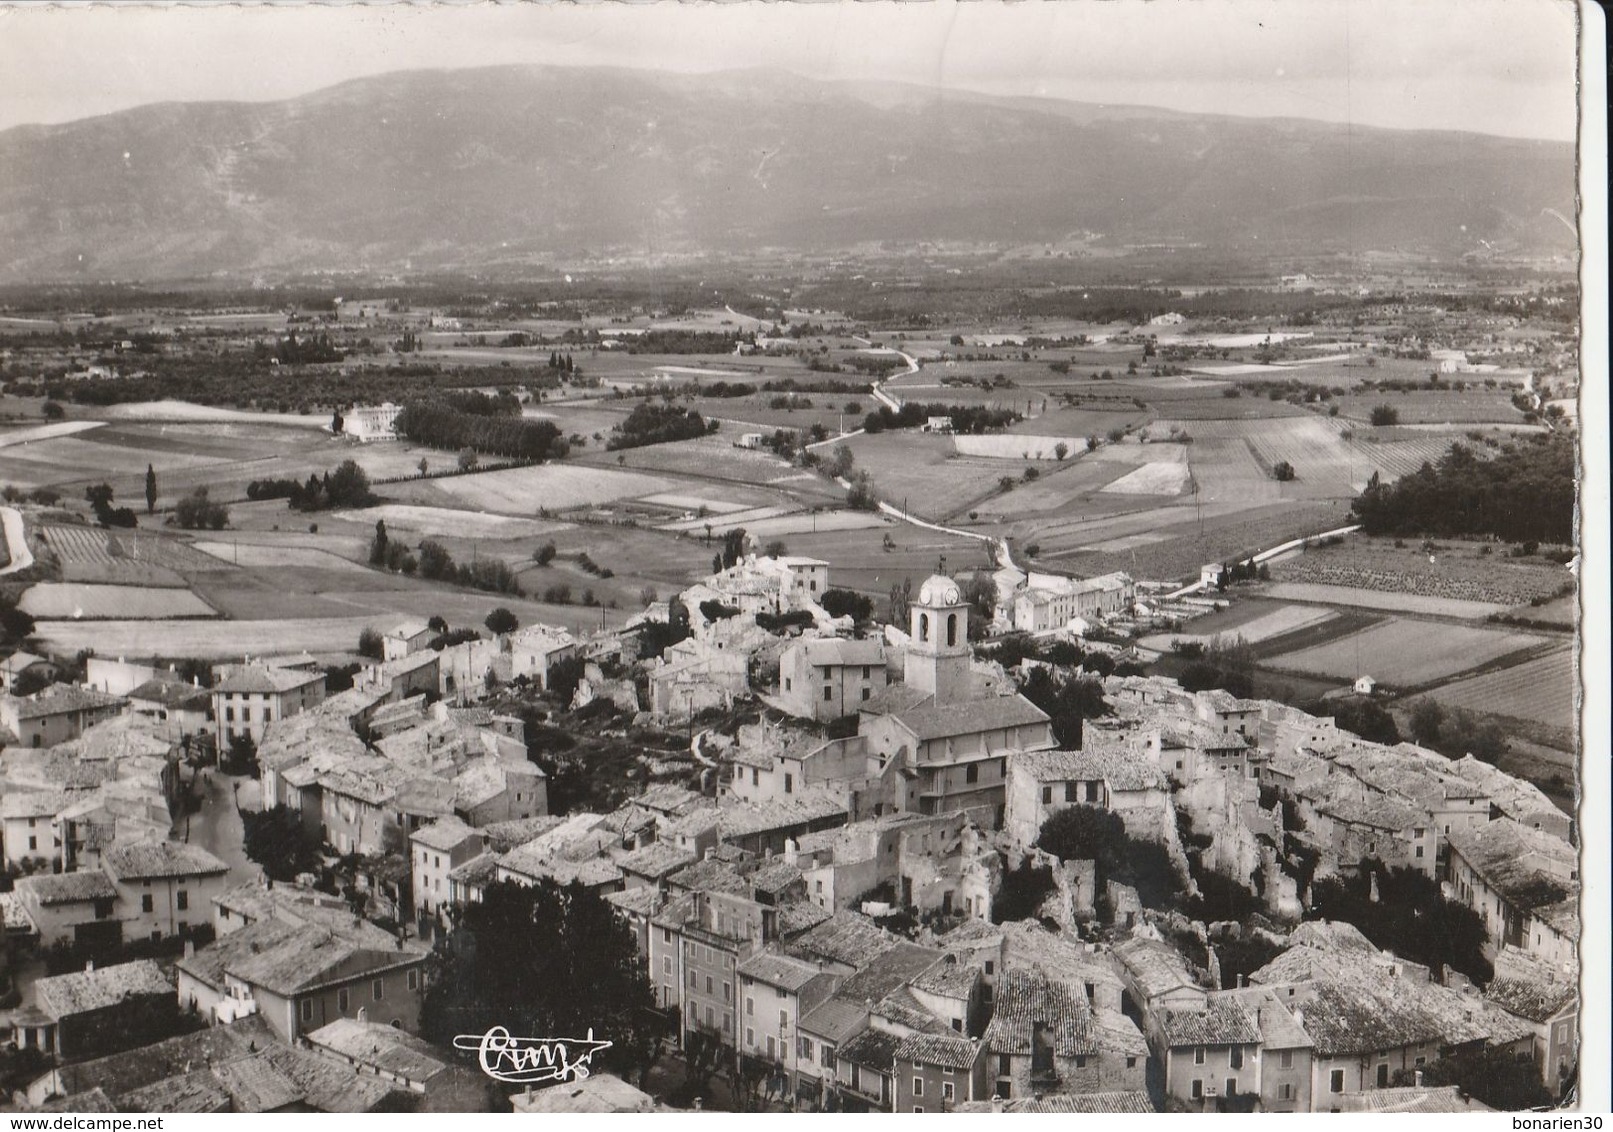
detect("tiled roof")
[984,968,1096,1057]
[127,679,211,710]
[1485,976,1578,1024]
[797,995,871,1044]
[738,949,825,993]
[894,1031,980,1070]
[16,870,117,906]
[795,638,887,668]
[1091,1006,1150,1059]
[665,856,751,897]
[212,664,324,695]
[102,840,229,881]
[1297,976,1529,1058]
[836,1025,905,1072]
[749,858,803,894]
[410,816,484,853]
[0,788,73,819]
[603,885,662,918]
[1334,1085,1495,1113]
[1011,747,1164,792]
[180,915,426,998]
[776,899,833,937]
[786,911,900,969]
[1113,936,1202,1000]
[873,985,950,1034]
[957,1092,1156,1114]
[447,852,503,887]
[998,921,1127,996]
[835,942,944,1005]
[482,815,566,853]
[118,1070,232,1113]
[8,684,126,720]
[1287,919,1377,953]
[34,959,172,1020]
[1160,998,1261,1047]
[716,793,847,840]
[306,1018,449,1083]
[208,1052,306,1112]
[617,841,697,879]
[1447,819,1579,923]
[1215,987,1314,1050]
[888,693,1049,742]
[910,955,979,999]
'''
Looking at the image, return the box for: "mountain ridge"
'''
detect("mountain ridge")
[0,63,1576,282]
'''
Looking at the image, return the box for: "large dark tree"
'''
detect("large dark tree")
[1035,805,1180,909]
[241,804,325,882]
[1309,863,1493,984]
[1018,668,1109,749]
[1395,1046,1556,1111]
[422,879,666,1082]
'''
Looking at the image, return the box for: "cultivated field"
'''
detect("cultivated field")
[1269,537,1570,606]
[1331,390,1527,425]
[429,464,676,513]
[38,524,232,579]
[1418,647,1578,729]
[30,616,388,659]
[20,581,217,619]
[1101,459,1192,496]
[844,432,1012,520]
[1261,582,1510,620]
[1138,601,1337,651]
[1264,618,1546,686]
[329,504,571,541]
[191,542,372,572]
[0,421,107,447]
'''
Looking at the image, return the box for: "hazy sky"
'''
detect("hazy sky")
[0,0,1581,141]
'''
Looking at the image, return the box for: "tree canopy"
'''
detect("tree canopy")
[1350,433,1575,544]
[421,879,666,1080]
[241,804,325,882]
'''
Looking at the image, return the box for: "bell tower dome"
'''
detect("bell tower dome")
[906,574,971,701]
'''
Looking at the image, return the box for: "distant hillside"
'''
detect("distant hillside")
[0,64,1578,282]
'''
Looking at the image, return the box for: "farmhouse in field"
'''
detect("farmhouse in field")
[341,402,402,440]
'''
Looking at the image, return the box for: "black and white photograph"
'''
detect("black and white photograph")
[0,0,1604,1119]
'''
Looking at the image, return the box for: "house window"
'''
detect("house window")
[407,970,419,991]
[1191,1080,1203,1101]
[746,996,754,1016]
[942,1082,954,1101]
[1278,1083,1294,1101]
[862,687,871,701]
[822,1044,834,1067]
[1415,845,1425,858]
[752,768,760,786]
[966,764,979,784]
[177,889,190,911]
[225,707,235,722]
[913,1077,923,1097]
[824,686,834,702]
[1064,783,1077,803]
[723,1013,732,1034]
[1225,1078,1238,1097]
[780,1009,788,1030]
[1230,1047,1243,1070]
[1042,786,1053,805]
[1279,1050,1293,1069]
[1075,1055,1087,1068]
[301,999,313,1023]
[799,1037,813,1060]
[1376,1063,1389,1088]
[862,666,871,680]
[1330,1069,1345,1093]
[688,969,697,989]
[983,961,994,975]
[1126,1057,1137,1069]
[723,982,732,1003]
[952,1019,963,1032]
[1193,1047,1206,1066]
[784,678,792,692]
[747,1027,755,1046]
[999,1054,1012,1077]
[706,976,714,994]
[27,836,36,851]
[784,774,793,794]
[663,957,673,976]
[338,988,350,1013]
[141,894,154,914]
